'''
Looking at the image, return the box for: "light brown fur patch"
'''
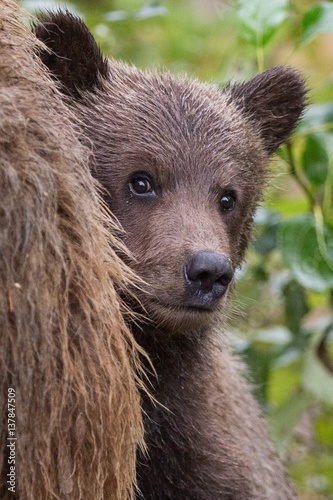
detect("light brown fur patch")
[0,2,145,498]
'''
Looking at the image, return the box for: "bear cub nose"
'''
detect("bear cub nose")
[184,251,233,308]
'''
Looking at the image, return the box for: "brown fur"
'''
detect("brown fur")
[35,11,307,499]
[0,2,145,499]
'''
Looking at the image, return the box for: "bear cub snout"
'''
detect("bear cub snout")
[184,251,233,309]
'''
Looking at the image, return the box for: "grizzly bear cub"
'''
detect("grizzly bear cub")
[35,11,306,499]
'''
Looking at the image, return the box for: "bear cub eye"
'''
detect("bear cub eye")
[220,191,236,212]
[129,173,156,196]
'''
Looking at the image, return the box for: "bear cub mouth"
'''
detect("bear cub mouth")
[141,250,233,326]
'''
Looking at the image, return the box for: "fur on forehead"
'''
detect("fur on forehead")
[83,65,266,162]
[35,10,306,157]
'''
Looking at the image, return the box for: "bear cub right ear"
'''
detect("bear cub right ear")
[229,66,307,155]
[34,10,108,98]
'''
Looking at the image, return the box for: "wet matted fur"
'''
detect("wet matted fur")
[0,1,144,498]
[35,10,307,500]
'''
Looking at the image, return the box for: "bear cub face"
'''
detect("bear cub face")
[82,74,269,333]
[35,13,306,334]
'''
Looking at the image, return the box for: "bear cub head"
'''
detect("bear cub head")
[35,12,306,334]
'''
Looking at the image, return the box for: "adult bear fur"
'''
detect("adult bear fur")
[0,2,145,499]
[35,11,306,500]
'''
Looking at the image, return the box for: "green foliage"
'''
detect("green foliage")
[269,389,314,453]
[23,0,333,496]
[236,0,289,70]
[236,0,289,47]
[300,1,333,45]
[279,214,333,292]
[302,135,329,187]
[231,1,333,495]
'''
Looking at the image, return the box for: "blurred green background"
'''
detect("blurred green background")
[23,0,333,497]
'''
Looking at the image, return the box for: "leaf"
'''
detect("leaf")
[298,103,333,136]
[278,214,333,292]
[300,2,333,46]
[302,134,329,187]
[266,196,309,219]
[253,209,281,255]
[252,326,292,345]
[303,333,333,404]
[105,3,167,22]
[316,407,333,446]
[283,280,309,335]
[269,389,313,453]
[236,0,288,48]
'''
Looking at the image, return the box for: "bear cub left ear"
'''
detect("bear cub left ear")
[228,66,307,155]
[34,10,108,98]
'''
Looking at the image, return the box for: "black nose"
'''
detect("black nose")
[184,251,233,307]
